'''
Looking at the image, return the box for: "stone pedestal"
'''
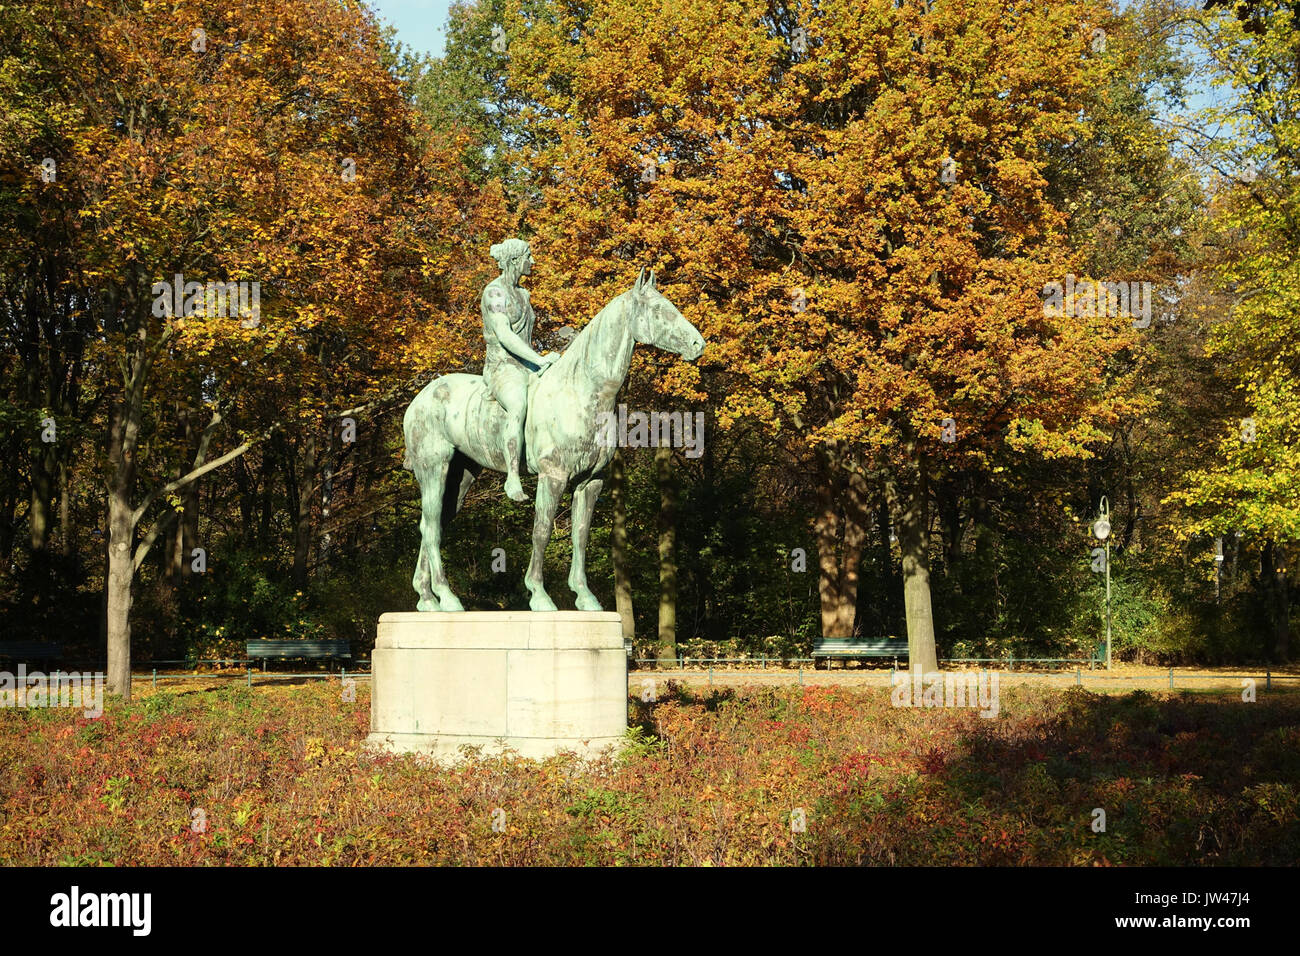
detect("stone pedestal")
[366,611,627,762]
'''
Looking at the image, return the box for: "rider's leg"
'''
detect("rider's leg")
[499,377,529,502]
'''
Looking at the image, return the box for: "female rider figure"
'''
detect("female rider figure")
[482,239,556,502]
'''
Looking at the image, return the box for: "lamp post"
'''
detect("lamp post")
[1093,497,1112,671]
[1214,536,1224,603]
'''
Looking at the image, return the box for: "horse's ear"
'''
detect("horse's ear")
[634,267,646,292]
[648,269,656,289]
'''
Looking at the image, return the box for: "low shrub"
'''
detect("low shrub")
[1,682,1296,865]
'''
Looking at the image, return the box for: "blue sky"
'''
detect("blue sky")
[368,0,454,57]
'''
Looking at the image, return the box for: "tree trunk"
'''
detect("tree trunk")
[167,506,184,585]
[893,447,940,674]
[814,478,843,637]
[610,448,635,645]
[180,410,202,581]
[29,432,56,553]
[318,431,334,569]
[876,496,896,634]
[234,454,257,545]
[814,461,869,639]
[27,442,56,608]
[656,445,678,663]
[258,452,275,549]
[293,432,316,588]
[0,474,16,575]
[58,460,72,558]
[938,481,962,579]
[165,413,203,600]
[1262,540,1290,662]
[105,398,140,700]
[105,493,135,699]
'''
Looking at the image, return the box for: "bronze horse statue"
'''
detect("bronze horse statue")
[402,268,705,612]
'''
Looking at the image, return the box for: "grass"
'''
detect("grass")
[1,681,1297,865]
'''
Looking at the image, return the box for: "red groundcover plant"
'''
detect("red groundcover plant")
[1,682,1297,865]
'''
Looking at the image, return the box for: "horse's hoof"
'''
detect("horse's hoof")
[416,597,441,612]
[529,593,558,612]
[505,474,529,502]
[574,591,603,612]
[438,593,465,612]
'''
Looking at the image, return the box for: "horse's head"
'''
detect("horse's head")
[626,268,705,361]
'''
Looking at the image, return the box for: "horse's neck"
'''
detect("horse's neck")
[559,295,635,402]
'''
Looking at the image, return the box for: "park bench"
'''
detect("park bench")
[812,637,908,669]
[245,639,351,671]
[1090,639,1108,668]
[0,641,63,669]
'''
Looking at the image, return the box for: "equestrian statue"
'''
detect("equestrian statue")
[401,238,706,612]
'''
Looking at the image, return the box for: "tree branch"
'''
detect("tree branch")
[131,427,255,527]
[133,508,178,572]
[128,373,430,532]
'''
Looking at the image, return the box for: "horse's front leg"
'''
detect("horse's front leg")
[525,468,567,611]
[568,477,604,611]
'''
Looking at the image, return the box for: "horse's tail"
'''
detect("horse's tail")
[401,388,421,471]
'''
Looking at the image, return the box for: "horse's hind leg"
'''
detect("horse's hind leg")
[422,445,465,612]
[412,541,440,612]
[411,463,441,612]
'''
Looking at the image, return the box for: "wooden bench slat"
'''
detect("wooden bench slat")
[812,638,908,659]
[0,642,63,658]
[245,640,351,658]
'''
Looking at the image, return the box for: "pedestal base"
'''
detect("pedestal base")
[365,611,627,763]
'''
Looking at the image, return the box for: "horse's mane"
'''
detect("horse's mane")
[542,288,630,387]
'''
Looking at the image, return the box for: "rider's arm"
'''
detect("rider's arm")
[485,288,551,366]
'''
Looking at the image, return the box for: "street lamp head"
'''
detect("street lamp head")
[1093,517,1111,541]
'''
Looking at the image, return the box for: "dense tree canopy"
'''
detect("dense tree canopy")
[0,0,1295,683]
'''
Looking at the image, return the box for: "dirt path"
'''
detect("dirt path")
[628,664,1300,695]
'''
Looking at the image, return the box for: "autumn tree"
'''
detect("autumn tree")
[926,0,1201,658]
[2,0,501,697]
[0,2,100,592]
[501,0,1138,671]
[1166,0,1300,659]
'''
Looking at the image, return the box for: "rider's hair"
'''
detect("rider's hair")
[490,238,531,271]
